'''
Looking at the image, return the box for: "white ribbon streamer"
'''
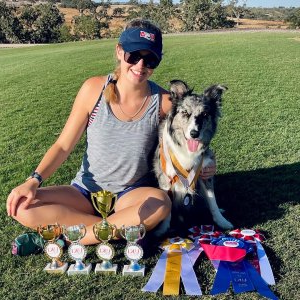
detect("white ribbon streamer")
[181,247,202,295]
[256,241,275,285]
[142,250,168,292]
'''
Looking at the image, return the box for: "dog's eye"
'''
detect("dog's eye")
[202,112,209,118]
[181,110,191,118]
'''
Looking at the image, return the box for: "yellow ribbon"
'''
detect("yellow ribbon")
[161,238,194,295]
[163,244,181,295]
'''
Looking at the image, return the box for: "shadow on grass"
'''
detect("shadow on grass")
[146,162,300,249]
[168,162,300,234]
[214,163,300,284]
[215,162,300,228]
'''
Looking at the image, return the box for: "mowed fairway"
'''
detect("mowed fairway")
[1,31,300,299]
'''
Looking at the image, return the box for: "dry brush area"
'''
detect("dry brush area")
[59,5,289,32]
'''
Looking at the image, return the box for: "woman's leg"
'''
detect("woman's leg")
[80,187,171,245]
[13,185,102,243]
[111,187,171,231]
[13,185,171,245]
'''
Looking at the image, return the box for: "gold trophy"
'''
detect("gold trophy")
[91,190,118,274]
[37,224,68,274]
[63,224,92,275]
[120,224,146,276]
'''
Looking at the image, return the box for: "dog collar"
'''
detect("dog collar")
[159,139,203,192]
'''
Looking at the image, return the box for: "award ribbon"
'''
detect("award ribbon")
[201,236,278,299]
[229,229,275,285]
[142,237,202,296]
[163,243,182,295]
[189,225,223,270]
[141,250,168,293]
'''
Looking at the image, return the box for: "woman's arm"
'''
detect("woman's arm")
[34,77,105,180]
[7,76,106,216]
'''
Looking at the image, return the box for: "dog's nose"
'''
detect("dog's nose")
[190,129,199,138]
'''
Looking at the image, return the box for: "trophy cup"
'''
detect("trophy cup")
[91,190,118,274]
[63,224,92,275]
[37,224,68,274]
[120,224,146,276]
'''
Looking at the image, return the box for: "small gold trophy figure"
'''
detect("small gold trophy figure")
[120,224,146,276]
[37,224,68,273]
[63,224,92,275]
[91,190,118,274]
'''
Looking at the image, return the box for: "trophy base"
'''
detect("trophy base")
[122,265,145,277]
[67,263,92,276]
[95,263,118,274]
[44,263,68,274]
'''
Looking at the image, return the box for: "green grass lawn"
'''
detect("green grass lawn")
[1,31,300,299]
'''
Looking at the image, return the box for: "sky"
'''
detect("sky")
[109,1,300,8]
[229,0,300,7]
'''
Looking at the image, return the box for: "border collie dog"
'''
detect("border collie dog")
[154,80,233,233]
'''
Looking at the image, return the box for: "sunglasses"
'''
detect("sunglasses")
[124,51,160,69]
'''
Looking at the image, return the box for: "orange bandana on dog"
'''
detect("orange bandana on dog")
[159,139,203,192]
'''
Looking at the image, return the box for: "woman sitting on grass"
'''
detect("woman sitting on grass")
[6,19,216,245]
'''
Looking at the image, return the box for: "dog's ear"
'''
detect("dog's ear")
[204,85,228,103]
[169,80,191,100]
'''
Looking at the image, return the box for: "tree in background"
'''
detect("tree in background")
[226,0,248,26]
[73,14,101,39]
[112,7,125,17]
[59,24,75,42]
[157,0,176,32]
[19,4,64,43]
[128,0,139,5]
[76,0,95,15]
[19,5,39,42]
[0,2,23,43]
[180,0,234,31]
[285,8,300,29]
[61,0,95,14]
[126,0,176,33]
[3,0,295,43]
[93,0,111,37]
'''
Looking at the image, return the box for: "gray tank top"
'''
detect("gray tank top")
[71,75,161,193]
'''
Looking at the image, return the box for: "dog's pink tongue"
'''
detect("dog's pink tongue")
[187,139,200,152]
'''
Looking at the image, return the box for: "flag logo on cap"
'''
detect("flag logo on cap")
[140,31,155,42]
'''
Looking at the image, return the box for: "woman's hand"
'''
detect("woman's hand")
[6,179,39,217]
[200,159,217,180]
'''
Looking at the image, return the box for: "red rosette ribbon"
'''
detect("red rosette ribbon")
[200,237,249,262]
[189,225,223,243]
[229,229,265,243]
[198,231,223,244]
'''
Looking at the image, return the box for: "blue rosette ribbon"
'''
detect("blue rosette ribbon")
[202,236,278,300]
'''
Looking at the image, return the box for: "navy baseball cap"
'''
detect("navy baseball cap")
[119,27,163,62]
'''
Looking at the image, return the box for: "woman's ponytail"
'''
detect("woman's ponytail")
[103,66,121,103]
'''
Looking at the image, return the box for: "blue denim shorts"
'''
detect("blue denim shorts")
[72,176,158,216]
